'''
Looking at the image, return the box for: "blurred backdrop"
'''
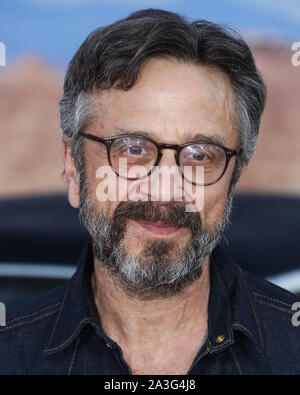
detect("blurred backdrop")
[0,0,300,308]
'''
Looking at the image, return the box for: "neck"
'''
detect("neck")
[91,256,210,347]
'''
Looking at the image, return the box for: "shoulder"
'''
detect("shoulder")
[241,267,299,309]
[0,281,68,374]
[238,266,300,374]
[3,282,66,328]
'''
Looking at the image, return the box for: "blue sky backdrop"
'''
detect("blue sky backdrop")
[1,0,299,69]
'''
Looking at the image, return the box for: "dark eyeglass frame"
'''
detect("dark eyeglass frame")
[78,131,241,186]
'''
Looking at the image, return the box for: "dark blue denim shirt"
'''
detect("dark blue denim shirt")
[1,240,300,375]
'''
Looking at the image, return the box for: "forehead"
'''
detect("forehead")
[89,58,238,147]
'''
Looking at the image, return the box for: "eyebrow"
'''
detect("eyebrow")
[114,127,226,146]
[185,133,225,146]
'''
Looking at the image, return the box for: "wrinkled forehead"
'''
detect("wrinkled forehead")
[87,58,238,146]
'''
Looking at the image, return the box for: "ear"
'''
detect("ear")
[62,137,80,208]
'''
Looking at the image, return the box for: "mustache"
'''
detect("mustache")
[113,201,202,235]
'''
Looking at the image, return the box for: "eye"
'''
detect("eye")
[128,145,144,155]
[180,144,223,168]
[191,152,210,162]
[183,149,213,163]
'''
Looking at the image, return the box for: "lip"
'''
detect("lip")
[135,220,182,236]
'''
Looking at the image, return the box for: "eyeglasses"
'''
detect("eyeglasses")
[79,132,241,186]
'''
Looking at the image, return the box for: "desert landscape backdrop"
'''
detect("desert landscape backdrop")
[0,43,299,197]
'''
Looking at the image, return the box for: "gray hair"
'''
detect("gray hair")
[59,9,266,184]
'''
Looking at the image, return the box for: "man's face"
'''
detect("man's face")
[66,58,238,297]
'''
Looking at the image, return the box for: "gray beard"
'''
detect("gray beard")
[79,180,233,300]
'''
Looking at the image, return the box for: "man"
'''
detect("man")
[1,9,299,375]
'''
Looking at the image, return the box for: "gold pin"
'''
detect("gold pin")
[216,334,225,344]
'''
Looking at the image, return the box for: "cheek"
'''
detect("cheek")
[202,187,227,227]
[86,160,134,218]
[82,158,114,217]
[200,160,235,227]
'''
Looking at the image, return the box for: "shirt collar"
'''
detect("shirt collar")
[44,238,264,357]
[44,239,94,356]
[207,246,264,355]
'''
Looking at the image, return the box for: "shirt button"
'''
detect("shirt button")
[216,334,225,344]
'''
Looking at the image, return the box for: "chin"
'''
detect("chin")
[124,232,190,262]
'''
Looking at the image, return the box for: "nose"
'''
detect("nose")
[158,148,178,167]
[140,148,184,202]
